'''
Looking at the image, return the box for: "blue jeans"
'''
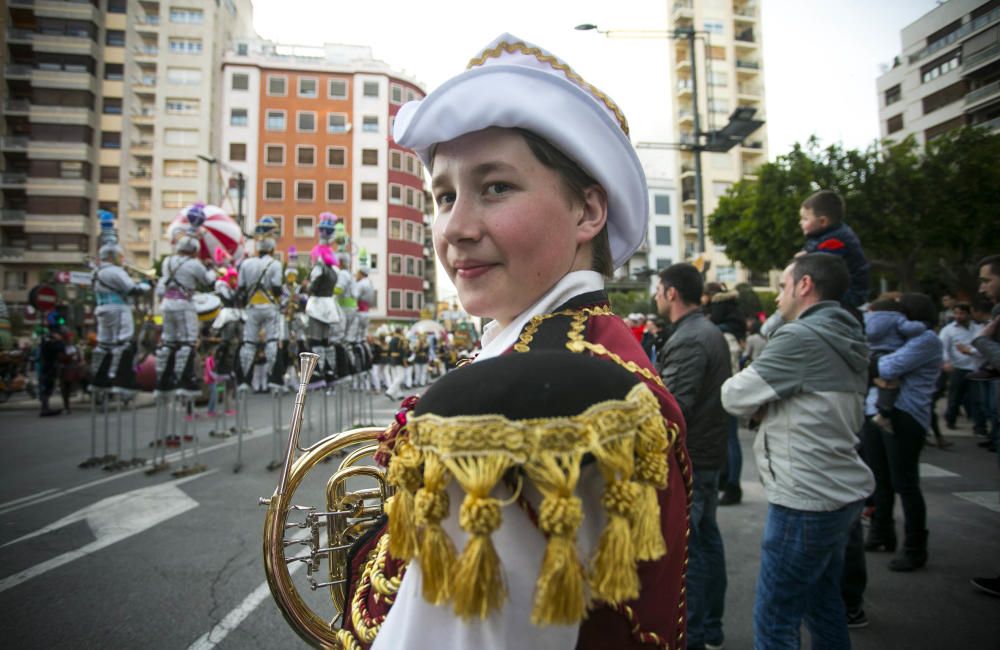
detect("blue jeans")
[206,382,217,413]
[754,500,864,650]
[725,416,742,487]
[688,469,727,647]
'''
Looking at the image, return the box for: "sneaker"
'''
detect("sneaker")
[846,608,869,628]
[971,576,1000,597]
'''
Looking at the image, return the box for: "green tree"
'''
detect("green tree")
[709,127,1000,296]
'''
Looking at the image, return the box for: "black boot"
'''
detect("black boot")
[889,530,927,571]
[719,483,742,506]
[864,527,897,552]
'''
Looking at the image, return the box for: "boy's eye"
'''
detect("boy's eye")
[435,192,455,207]
[485,182,512,196]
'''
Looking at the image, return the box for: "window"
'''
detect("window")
[362,115,379,133]
[389,184,403,205]
[655,226,671,246]
[107,0,126,13]
[296,146,315,166]
[4,271,29,291]
[106,30,125,47]
[406,188,415,208]
[264,180,284,200]
[102,97,122,115]
[656,258,673,271]
[101,131,121,149]
[223,141,246,162]
[327,113,347,133]
[389,290,401,309]
[326,181,346,202]
[295,216,314,238]
[166,67,202,85]
[231,73,249,91]
[267,75,287,96]
[104,63,123,80]
[162,190,197,208]
[328,78,348,99]
[236,42,248,56]
[170,8,204,23]
[163,159,197,177]
[390,151,402,170]
[360,217,378,237]
[230,108,248,126]
[921,50,961,83]
[416,259,424,277]
[327,146,347,167]
[166,98,199,114]
[361,183,378,200]
[405,222,415,243]
[262,215,284,235]
[265,110,286,131]
[887,114,904,134]
[165,129,198,146]
[389,219,401,239]
[369,254,378,271]
[922,81,966,114]
[391,84,403,104]
[297,111,316,132]
[362,149,378,166]
[265,144,285,165]
[363,81,380,98]
[298,77,318,98]
[405,292,415,310]
[654,194,670,215]
[169,38,203,55]
[390,255,402,275]
[884,84,901,106]
[707,71,728,87]
[99,166,119,183]
[405,155,415,174]
[708,45,726,61]
[703,20,724,34]
[406,257,415,276]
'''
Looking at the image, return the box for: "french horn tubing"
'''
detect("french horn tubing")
[260,352,388,648]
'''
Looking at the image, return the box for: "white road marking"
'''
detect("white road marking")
[919,463,959,478]
[0,427,274,517]
[187,529,315,650]
[0,471,215,593]
[0,488,58,510]
[954,491,1000,513]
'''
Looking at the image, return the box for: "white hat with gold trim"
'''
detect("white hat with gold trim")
[392,33,648,269]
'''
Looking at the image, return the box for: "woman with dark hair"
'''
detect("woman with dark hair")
[863,292,943,571]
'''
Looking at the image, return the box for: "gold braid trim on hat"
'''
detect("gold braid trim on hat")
[385,382,671,626]
[466,40,630,136]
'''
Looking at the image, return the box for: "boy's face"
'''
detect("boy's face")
[799,206,827,236]
[431,127,603,328]
[979,264,1000,303]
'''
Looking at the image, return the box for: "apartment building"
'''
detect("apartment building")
[876,0,1000,145]
[219,41,430,323]
[668,0,770,288]
[0,0,253,310]
[635,146,680,294]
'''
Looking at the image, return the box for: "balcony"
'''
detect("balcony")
[735,29,757,46]
[741,140,765,152]
[738,82,761,97]
[964,80,1000,110]
[31,68,97,92]
[134,44,158,62]
[3,99,31,115]
[0,136,29,152]
[736,59,760,71]
[680,162,695,176]
[963,42,1000,76]
[136,14,160,33]
[1,172,28,188]
[128,168,153,187]
[673,0,693,18]
[677,79,693,95]
[29,103,92,124]
[28,140,90,160]
[678,109,694,124]
[131,139,154,155]
[133,76,157,95]
[7,28,33,44]
[0,209,27,225]
[128,202,152,218]
[26,176,91,196]
[734,4,757,20]
[4,64,32,80]
[132,105,155,125]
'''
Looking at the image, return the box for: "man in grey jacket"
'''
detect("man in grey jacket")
[655,263,730,650]
[722,253,873,650]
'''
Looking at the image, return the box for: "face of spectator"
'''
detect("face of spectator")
[777,264,800,321]
[654,281,670,317]
[798,206,827,236]
[941,294,955,310]
[953,307,970,325]
[979,264,1000,303]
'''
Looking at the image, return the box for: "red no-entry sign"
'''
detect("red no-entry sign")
[29,284,58,311]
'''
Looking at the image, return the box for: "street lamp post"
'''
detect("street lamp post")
[575,24,764,257]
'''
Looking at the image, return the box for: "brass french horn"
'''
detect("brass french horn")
[260,352,389,648]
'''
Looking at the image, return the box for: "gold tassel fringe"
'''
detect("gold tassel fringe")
[415,454,455,604]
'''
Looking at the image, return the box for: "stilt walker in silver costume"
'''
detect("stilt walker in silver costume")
[237,217,286,471]
[83,210,151,470]
[305,213,342,387]
[208,264,241,441]
[151,205,216,475]
[352,254,376,423]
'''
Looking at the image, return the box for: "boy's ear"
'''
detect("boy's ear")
[576,184,608,243]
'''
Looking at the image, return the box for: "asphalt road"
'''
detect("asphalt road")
[0,387,997,649]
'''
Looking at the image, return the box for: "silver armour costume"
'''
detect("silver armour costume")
[305,260,342,383]
[92,262,147,388]
[155,254,215,390]
[237,254,284,388]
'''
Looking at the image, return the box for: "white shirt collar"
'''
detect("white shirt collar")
[475,270,605,362]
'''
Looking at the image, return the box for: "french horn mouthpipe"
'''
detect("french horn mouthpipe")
[275,352,320,497]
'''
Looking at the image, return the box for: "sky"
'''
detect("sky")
[251,0,943,157]
[249,0,943,302]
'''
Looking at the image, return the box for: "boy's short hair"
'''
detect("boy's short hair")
[658,263,703,306]
[517,129,613,277]
[953,302,972,313]
[978,254,1000,277]
[790,253,850,303]
[868,299,906,314]
[802,189,845,225]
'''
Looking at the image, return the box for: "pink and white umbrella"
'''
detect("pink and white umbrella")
[168,203,245,263]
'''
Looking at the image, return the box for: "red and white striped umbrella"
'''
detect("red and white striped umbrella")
[168,203,245,263]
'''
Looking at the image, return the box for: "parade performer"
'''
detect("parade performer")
[305,213,342,384]
[336,33,690,650]
[211,262,242,378]
[353,253,375,343]
[237,217,285,391]
[91,210,150,389]
[412,332,429,386]
[385,326,408,400]
[156,211,215,392]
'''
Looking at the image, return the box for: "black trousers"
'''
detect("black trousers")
[863,410,927,547]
